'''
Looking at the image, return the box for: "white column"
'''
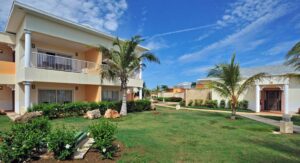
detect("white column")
[284,84,289,115]
[139,61,142,79]
[24,30,32,68]
[139,89,143,99]
[255,84,260,112]
[24,81,31,111]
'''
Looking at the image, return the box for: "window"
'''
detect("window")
[38,90,73,104]
[102,90,119,101]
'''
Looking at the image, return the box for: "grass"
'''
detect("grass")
[1,107,300,162]
[260,115,300,126]
[186,105,254,113]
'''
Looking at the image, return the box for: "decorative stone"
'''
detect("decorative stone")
[14,111,43,122]
[0,109,6,115]
[176,104,180,110]
[151,103,156,110]
[104,109,120,119]
[84,109,101,119]
[280,121,293,134]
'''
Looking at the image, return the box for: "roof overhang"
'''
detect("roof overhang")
[5,1,149,51]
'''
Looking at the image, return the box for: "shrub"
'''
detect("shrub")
[188,100,193,106]
[156,97,182,102]
[28,100,151,119]
[89,119,117,159]
[179,100,185,106]
[238,100,249,110]
[0,117,50,162]
[205,100,218,108]
[46,127,76,160]
[220,100,226,108]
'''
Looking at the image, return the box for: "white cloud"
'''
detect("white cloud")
[185,66,212,75]
[0,0,128,32]
[264,40,299,56]
[179,1,291,62]
[144,38,168,51]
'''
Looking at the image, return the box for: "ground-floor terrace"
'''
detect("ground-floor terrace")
[0,82,141,114]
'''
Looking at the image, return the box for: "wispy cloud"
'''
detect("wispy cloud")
[264,40,299,56]
[0,0,128,32]
[179,1,291,62]
[184,66,212,76]
[147,24,217,39]
[144,38,168,50]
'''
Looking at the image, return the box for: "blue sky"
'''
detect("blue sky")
[1,0,300,88]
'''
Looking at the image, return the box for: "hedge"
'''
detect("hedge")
[28,100,151,119]
[157,97,183,102]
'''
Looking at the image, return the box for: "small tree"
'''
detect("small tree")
[100,36,160,116]
[285,41,300,70]
[208,54,266,119]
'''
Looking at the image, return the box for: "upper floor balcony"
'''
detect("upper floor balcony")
[30,52,98,74]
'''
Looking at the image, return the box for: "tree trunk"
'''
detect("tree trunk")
[120,88,127,116]
[231,96,237,120]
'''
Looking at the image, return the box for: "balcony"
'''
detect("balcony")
[31,52,97,74]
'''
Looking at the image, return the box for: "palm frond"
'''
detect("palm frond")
[139,52,160,64]
[208,81,231,98]
[237,73,266,97]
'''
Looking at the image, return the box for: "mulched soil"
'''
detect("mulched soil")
[32,141,125,163]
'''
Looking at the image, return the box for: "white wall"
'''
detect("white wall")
[289,77,300,113]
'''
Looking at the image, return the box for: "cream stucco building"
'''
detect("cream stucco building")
[202,65,300,114]
[0,2,146,114]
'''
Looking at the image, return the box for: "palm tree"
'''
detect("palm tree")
[160,85,169,91]
[207,54,266,119]
[142,82,151,99]
[100,36,160,116]
[285,41,300,70]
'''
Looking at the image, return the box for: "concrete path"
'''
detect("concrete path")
[156,103,300,133]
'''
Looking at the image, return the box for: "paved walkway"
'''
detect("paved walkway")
[156,103,300,133]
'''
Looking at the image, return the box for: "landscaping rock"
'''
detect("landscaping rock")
[0,109,6,115]
[14,111,43,122]
[176,104,180,110]
[151,103,156,110]
[84,109,101,119]
[104,109,120,119]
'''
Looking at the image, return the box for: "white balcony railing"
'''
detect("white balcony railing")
[31,52,97,74]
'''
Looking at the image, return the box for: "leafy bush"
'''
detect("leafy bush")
[46,127,76,160]
[194,99,203,106]
[0,118,50,162]
[204,100,218,108]
[220,100,226,108]
[179,100,185,106]
[188,100,193,106]
[28,100,151,119]
[238,100,249,110]
[89,119,117,159]
[157,97,183,102]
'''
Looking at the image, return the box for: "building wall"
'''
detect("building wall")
[185,89,211,106]
[85,85,101,102]
[289,77,300,113]
[0,85,13,110]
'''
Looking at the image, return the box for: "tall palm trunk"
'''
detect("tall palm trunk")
[231,96,237,120]
[120,80,127,115]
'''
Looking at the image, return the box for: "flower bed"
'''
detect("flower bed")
[28,100,151,119]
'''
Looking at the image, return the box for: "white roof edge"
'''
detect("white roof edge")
[5,1,149,51]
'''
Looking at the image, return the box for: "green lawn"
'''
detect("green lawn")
[260,115,300,126]
[1,107,300,162]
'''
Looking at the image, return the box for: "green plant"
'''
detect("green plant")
[188,100,193,106]
[46,127,76,160]
[0,117,50,162]
[89,119,117,159]
[238,100,249,110]
[100,35,160,116]
[207,54,265,119]
[179,100,185,106]
[220,100,226,108]
[28,100,151,119]
[205,100,218,108]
